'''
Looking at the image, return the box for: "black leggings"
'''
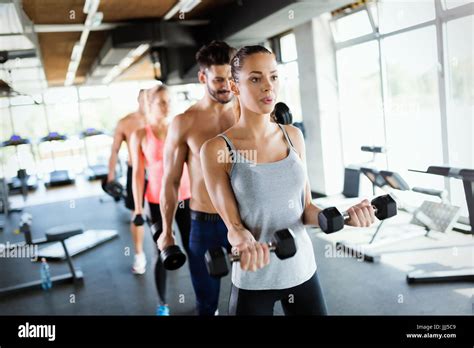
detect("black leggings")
[228,271,328,315]
[145,199,191,305]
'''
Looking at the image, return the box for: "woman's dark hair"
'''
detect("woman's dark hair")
[231,45,273,82]
[195,40,236,70]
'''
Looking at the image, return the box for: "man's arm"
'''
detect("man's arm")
[160,115,189,238]
[130,129,146,216]
[108,118,125,182]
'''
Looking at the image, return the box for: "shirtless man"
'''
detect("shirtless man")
[107,89,147,274]
[159,41,236,315]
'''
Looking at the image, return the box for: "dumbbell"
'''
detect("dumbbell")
[132,214,145,226]
[205,228,297,278]
[318,194,397,234]
[272,102,293,125]
[150,223,186,271]
[101,178,124,202]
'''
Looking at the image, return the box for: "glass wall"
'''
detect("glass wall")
[0,80,203,181]
[445,14,474,214]
[382,25,444,190]
[337,40,385,168]
[331,0,473,214]
[277,32,303,122]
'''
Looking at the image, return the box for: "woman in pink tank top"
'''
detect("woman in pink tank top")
[130,84,191,316]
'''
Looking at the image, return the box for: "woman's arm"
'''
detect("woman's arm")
[130,129,146,217]
[284,125,375,228]
[200,136,269,272]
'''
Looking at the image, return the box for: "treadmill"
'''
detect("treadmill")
[80,128,109,181]
[39,132,75,187]
[335,167,448,262]
[406,166,474,284]
[1,134,38,194]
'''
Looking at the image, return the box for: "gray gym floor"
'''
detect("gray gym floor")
[0,195,472,315]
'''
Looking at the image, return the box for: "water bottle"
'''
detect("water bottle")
[156,304,169,316]
[40,258,52,290]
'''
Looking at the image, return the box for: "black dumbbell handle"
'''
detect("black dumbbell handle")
[229,243,277,262]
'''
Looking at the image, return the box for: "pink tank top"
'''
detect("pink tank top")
[143,125,191,204]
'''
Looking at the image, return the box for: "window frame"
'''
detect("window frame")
[332,0,474,202]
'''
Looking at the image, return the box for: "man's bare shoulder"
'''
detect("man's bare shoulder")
[178,103,203,121]
[169,104,202,131]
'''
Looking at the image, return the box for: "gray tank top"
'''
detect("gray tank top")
[219,124,317,290]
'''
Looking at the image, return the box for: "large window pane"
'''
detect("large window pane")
[280,32,298,62]
[79,85,109,100]
[169,83,204,116]
[446,15,474,216]
[44,86,78,104]
[1,107,14,178]
[40,102,83,175]
[379,0,435,34]
[337,41,385,168]
[383,26,444,190]
[80,99,115,131]
[9,105,47,177]
[278,61,303,122]
[444,0,472,9]
[10,67,42,82]
[332,10,373,42]
[79,99,115,168]
[108,81,142,120]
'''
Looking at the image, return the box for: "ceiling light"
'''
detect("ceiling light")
[85,11,103,28]
[67,60,79,72]
[71,42,84,62]
[164,0,202,20]
[119,56,134,69]
[83,0,100,14]
[65,71,75,86]
[130,44,150,58]
[102,66,122,84]
[66,0,100,86]
[181,0,202,13]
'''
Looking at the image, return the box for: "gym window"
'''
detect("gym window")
[273,32,303,122]
[331,0,474,215]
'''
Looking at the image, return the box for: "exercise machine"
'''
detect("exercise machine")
[38,132,75,187]
[80,128,110,181]
[406,166,474,284]
[335,167,458,262]
[0,214,84,297]
[4,210,119,262]
[0,154,23,219]
[1,135,38,195]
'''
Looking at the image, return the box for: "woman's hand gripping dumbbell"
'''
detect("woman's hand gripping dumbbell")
[318,194,397,233]
[205,229,297,278]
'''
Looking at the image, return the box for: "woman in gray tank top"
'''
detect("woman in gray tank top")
[201,46,376,315]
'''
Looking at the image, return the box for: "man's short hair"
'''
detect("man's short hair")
[195,40,236,71]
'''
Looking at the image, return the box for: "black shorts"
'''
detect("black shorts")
[125,165,147,210]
